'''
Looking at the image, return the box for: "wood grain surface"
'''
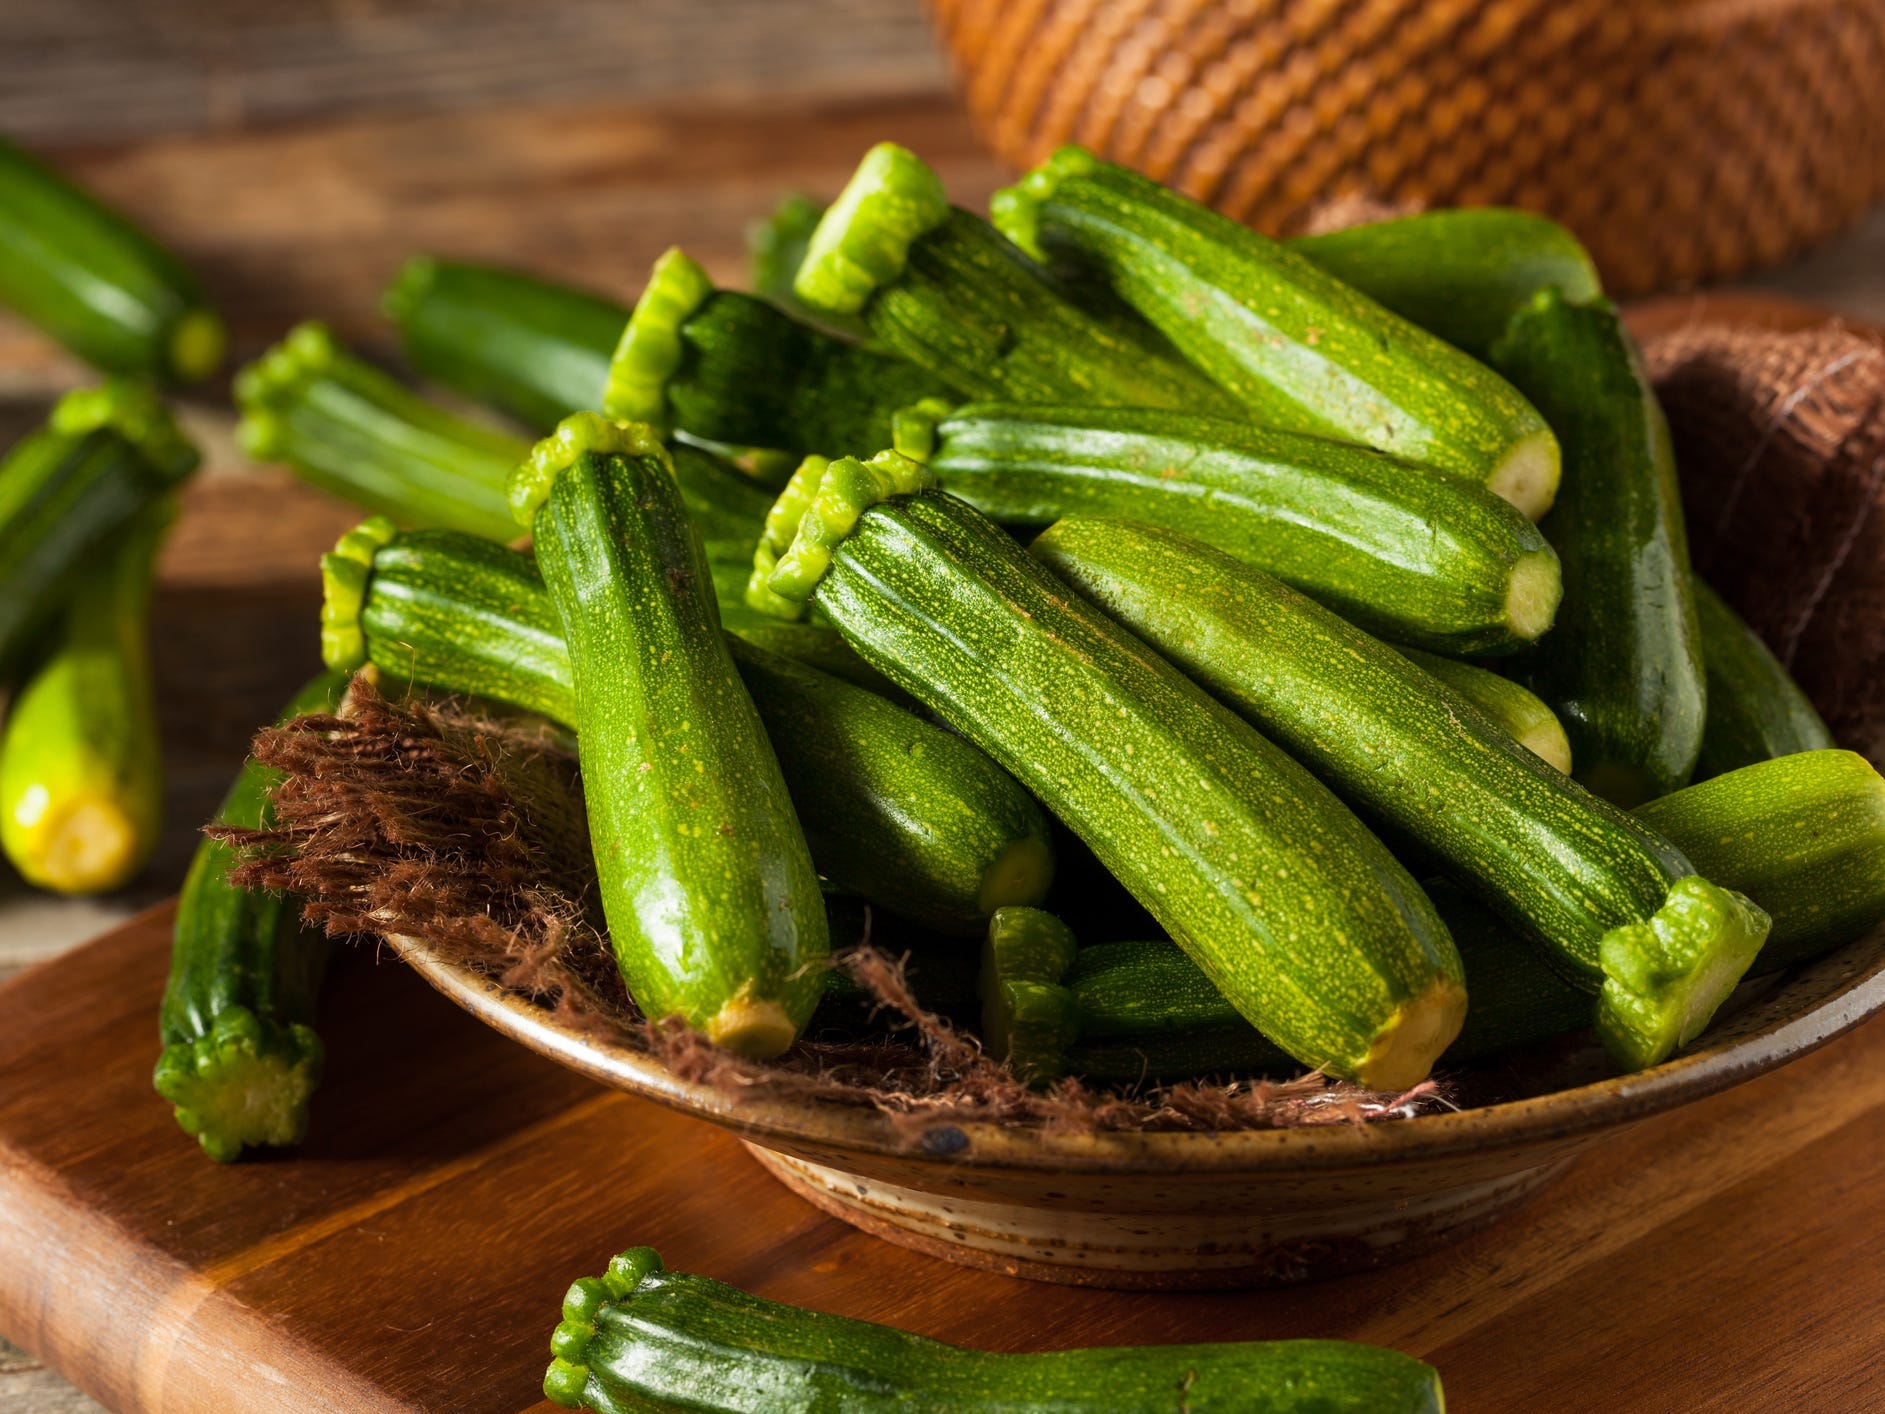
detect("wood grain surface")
[0,907,1880,1413]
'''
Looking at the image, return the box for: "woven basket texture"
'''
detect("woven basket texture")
[930,0,1885,293]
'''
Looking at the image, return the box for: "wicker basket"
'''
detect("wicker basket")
[929,0,1885,294]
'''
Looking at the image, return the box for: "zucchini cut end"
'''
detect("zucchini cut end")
[167,307,227,383]
[704,996,800,1060]
[545,1248,665,1408]
[1596,877,1770,1071]
[601,246,713,426]
[764,450,936,607]
[1355,975,1468,1091]
[1518,713,1574,775]
[1487,426,1561,521]
[989,143,1101,262]
[508,411,670,526]
[976,833,1056,917]
[153,1007,325,1162]
[4,791,150,896]
[319,515,399,670]
[793,142,949,317]
[1503,547,1563,644]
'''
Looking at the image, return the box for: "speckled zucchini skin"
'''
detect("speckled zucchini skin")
[994,148,1559,518]
[1034,516,1769,1069]
[1289,208,1603,359]
[1489,290,1707,806]
[918,402,1560,655]
[1691,578,1834,781]
[1393,646,1573,774]
[510,417,826,1056]
[332,524,1049,934]
[773,484,1464,1087]
[545,1247,1447,1413]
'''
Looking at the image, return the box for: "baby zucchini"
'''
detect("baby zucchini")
[0,380,198,678]
[546,1247,1446,1413]
[1490,290,1707,805]
[1033,517,1768,1071]
[322,520,1052,934]
[0,135,224,382]
[993,147,1560,519]
[0,496,173,894]
[155,671,350,1162]
[384,256,627,431]
[906,402,1561,656]
[605,247,950,459]
[763,457,1465,1089]
[508,415,827,1055]
[793,144,1238,413]
[1692,577,1834,780]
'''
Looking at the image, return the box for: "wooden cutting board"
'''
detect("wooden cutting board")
[1,904,1882,1413]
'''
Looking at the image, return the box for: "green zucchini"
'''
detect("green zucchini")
[383,256,627,431]
[603,246,950,460]
[1288,208,1603,360]
[507,415,827,1055]
[154,671,349,1162]
[0,136,224,382]
[1692,577,1834,780]
[1394,646,1572,773]
[748,192,870,341]
[0,496,172,895]
[545,1247,1445,1413]
[993,147,1560,520]
[1489,290,1707,806]
[792,144,1238,413]
[1032,516,1768,1071]
[1637,750,1885,972]
[236,321,525,542]
[762,456,1466,1089]
[0,381,198,678]
[323,519,1052,933]
[904,401,1561,655]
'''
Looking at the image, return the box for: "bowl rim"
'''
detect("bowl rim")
[389,918,1885,1176]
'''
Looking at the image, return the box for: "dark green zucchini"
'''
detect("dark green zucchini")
[603,246,950,460]
[906,402,1561,655]
[153,671,350,1162]
[236,321,525,542]
[508,415,830,1054]
[1394,646,1572,773]
[545,1247,1446,1413]
[793,144,1238,413]
[761,456,1466,1089]
[1033,516,1768,1071]
[1692,577,1834,780]
[1489,289,1707,806]
[1288,208,1603,360]
[323,519,1052,933]
[0,135,224,382]
[384,255,627,431]
[0,496,171,894]
[993,147,1560,519]
[0,380,199,679]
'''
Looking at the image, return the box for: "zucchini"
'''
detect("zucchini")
[762,456,1465,1089]
[1489,290,1707,806]
[1637,750,1885,972]
[0,381,198,678]
[1288,208,1603,359]
[603,247,950,460]
[992,147,1560,519]
[153,671,349,1162]
[545,1247,1445,1414]
[1032,516,1768,1071]
[1394,646,1573,773]
[507,415,827,1055]
[904,401,1562,656]
[748,192,869,341]
[0,135,224,382]
[383,256,627,431]
[236,321,524,543]
[0,496,172,894]
[792,144,1238,413]
[1692,577,1834,780]
[323,520,1052,933]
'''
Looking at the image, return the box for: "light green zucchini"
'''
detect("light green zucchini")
[1032,516,1768,1071]
[1692,577,1834,781]
[992,146,1560,519]
[761,456,1466,1089]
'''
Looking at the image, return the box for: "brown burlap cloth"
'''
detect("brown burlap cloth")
[226,313,1885,1141]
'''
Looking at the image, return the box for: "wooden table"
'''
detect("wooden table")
[3,3,1884,1408]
